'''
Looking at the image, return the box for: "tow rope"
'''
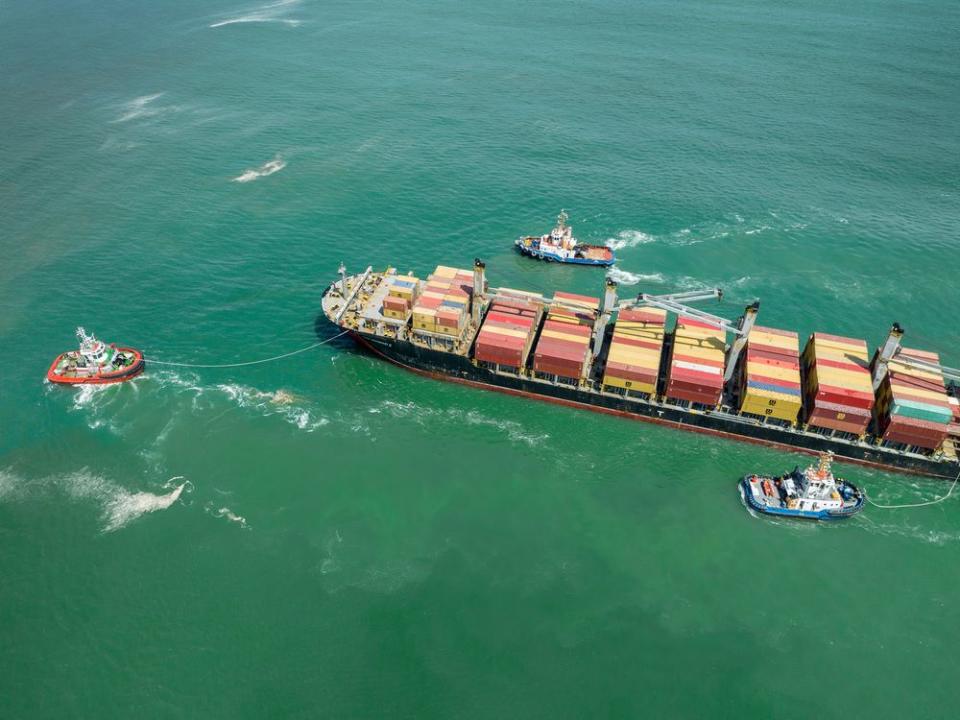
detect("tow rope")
[865,470,959,509]
[145,330,350,369]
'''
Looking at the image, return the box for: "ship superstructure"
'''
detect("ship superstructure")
[322,260,960,479]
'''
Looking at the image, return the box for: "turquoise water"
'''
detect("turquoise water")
[2,0,960,716]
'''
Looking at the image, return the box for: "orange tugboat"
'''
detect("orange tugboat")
[47,327,145,385]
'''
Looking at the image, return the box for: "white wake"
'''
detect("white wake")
[232,156,286,183]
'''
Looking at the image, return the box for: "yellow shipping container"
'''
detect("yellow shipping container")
[888,384,947,404]
[808,366,872,394]
[811,337,868,358]
[433,265,458,278]
[483,324,529,340]
[812,364,871,390]
[740,394,801,422]
[541,329,589,344]
[616,326,664,338]
[671,342,725,361]
[608,351,660,368]
[889,359,942,381]
[745,362,800,383]
[602,374,657,394]
[751,338,798,355]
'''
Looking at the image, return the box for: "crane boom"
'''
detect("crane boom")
[615,289,754,336]
[892,352,960,383]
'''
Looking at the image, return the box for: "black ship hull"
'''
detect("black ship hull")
[345,329,959,480]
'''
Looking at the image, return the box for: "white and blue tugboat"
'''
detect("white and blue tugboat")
[740,452,865,521]
[515,210,616,266]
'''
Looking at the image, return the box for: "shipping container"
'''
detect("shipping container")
[872,347,953,448]
[802,332,873,432]
[473,300,541,369]
[666,315,725,406]
[531,295,598,382]
[739,325,802,423]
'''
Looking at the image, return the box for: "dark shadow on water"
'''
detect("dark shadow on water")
[314,313,356,352]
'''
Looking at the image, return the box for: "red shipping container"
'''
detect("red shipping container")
[534,355,585,375]
[611,336,662,352]
[485,312,533,330]
[881,429,946,450]
[416,296,443,309]
[536,336,587,358]
[382,297,408,311]
[809,384,874,411]
[534,359,584,377]
[676,316,719,332]
[754,325,798,339]
[665,385,721,405]
[880,414,950,441]
[619,309,665,324]
[604,362,658,384]
[478,332,525,350]
[806,404,870,434]
[669,366,723,388]
[544,319,592,337]
[554,291,599,306]
[747,349,800,368]
[889,374,947,395]
[667,379,722,397]
[475,346,523,367]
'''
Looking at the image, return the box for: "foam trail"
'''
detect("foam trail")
[232,157,286,183]
[217,383,328,431]
[113,93,170,123]
[213,506,248,528]
[210,0,302,28]
[607,230,656,251]
[606,267,664,286]
[103,480,186,533]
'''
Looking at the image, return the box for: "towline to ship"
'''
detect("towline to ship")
[321,260,960,480]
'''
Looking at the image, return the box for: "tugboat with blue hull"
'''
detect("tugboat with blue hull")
[515,211,615,266]
[740,452,865,521]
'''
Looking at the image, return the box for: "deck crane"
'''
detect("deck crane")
[590,280,760,384]
[475,261,759,382]
[872,323,960,389]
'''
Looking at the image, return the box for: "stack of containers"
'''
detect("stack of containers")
[381,296,410,321]
[874,349,952,450]
[602,308,667,396]
[801,333,873,435]
[532,292,598,382]
[739,326,802,423]
[382,275,420,322]
[474,299,540,370]
[412,265,474,336]
[666,316,725,406]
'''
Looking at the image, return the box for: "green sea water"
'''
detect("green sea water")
[2,0,960,717]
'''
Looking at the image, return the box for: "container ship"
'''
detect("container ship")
[321,260,960,479]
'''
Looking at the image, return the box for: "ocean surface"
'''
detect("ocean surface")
[2,0,960,717]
